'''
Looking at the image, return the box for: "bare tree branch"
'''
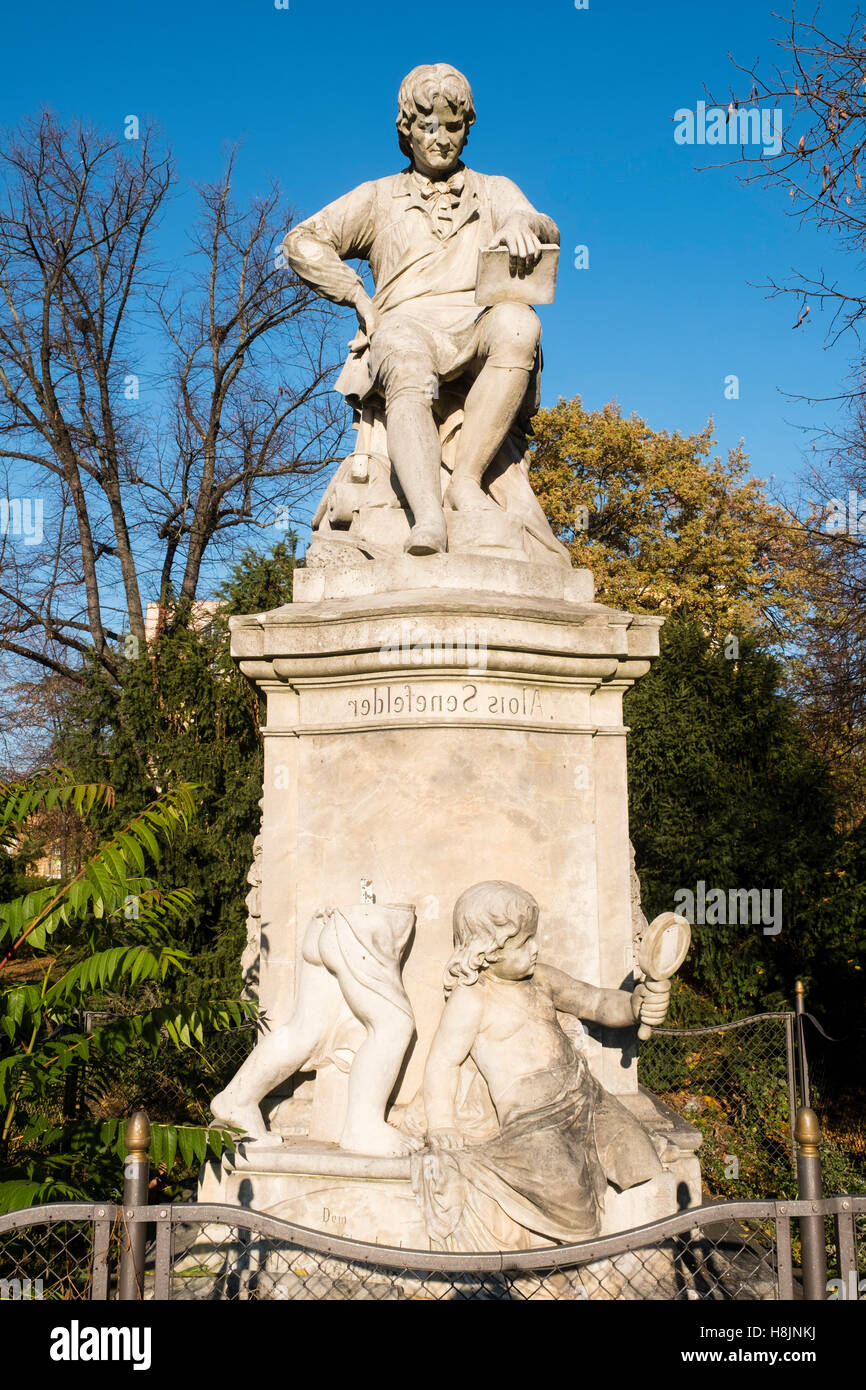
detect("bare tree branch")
[0,113,348,684]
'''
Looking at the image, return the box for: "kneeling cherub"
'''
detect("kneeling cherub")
[414,880,670,1248]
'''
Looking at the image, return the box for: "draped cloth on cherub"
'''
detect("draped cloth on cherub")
[412,1056,609,1250]
[302,906,414,1072]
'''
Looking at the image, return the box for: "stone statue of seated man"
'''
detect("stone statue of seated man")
[283,62,568,564]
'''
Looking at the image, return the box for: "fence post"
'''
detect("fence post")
[794,980,811,1108]
[795,1106,827,1301]
[783,1013,798,1164]
[118,1108,151,1301]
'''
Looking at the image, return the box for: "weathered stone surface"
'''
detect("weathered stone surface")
[211,904,419,1156]
[199,1145,679,1247]
[209,493,704,1250]
[293,552,593,605]
[228,556,663,1111]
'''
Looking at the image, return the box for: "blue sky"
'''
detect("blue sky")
[2,0,858,556]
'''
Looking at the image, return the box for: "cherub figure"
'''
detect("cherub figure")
[415,881,670,1247]
[212,902,420,1157]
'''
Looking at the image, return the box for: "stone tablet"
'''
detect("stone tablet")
[474,244,559,305]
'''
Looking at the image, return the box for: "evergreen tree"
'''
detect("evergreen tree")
[216,537,297,616]
[625,617,862,1030]
[56,541,296,998]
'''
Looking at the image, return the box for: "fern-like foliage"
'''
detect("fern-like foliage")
[0,770,251,1213]
[0,780,196,956]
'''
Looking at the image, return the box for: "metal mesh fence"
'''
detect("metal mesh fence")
[4,1198,866,1301]
[78,1025,256,1128]
[638,1016,796,1199]
[54,1013,866,1205]
[803,1020,866,1184]
[0,1217,99,1300]
[155,1213,781,1302]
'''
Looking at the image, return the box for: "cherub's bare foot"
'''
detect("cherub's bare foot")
[211,1090,270,1142]
[444,477,498,512]
[340,1121,423,1157]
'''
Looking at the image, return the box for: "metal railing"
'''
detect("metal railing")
[3,983,862,1302]
[1,1098,863,1301]
[52,985,862,1203]
[1,1191,863,1301]
[638,989,866,1198]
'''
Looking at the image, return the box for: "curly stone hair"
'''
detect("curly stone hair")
[443,880,538,993]
[396,63,476,160]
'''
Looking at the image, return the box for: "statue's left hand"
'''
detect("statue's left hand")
[632,978,671,1029]
[490,218,543,277]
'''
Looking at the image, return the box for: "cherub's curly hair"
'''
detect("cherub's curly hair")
[443,881,538,993]
[396,63,476,161]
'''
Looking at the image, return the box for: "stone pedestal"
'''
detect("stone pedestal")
[216,551,699,1245]
[199,1089,701,1247]
[232,554,661,1102]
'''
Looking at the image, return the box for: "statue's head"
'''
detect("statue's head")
[444,880,539,992]
[396,63,476,178]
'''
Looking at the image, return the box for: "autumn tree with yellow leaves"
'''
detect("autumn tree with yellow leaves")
[529,396,809,643]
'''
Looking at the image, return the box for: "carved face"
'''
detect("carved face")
[488,926,538,982]
[407,94,469,179]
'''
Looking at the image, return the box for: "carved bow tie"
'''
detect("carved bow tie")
[412,171,465,236]
[414,172,465,202]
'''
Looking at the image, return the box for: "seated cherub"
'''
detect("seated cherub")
[415,880,669,1247]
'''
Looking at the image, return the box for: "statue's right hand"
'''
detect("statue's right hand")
[351,289,381,344]
[428,1129,465,1151]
